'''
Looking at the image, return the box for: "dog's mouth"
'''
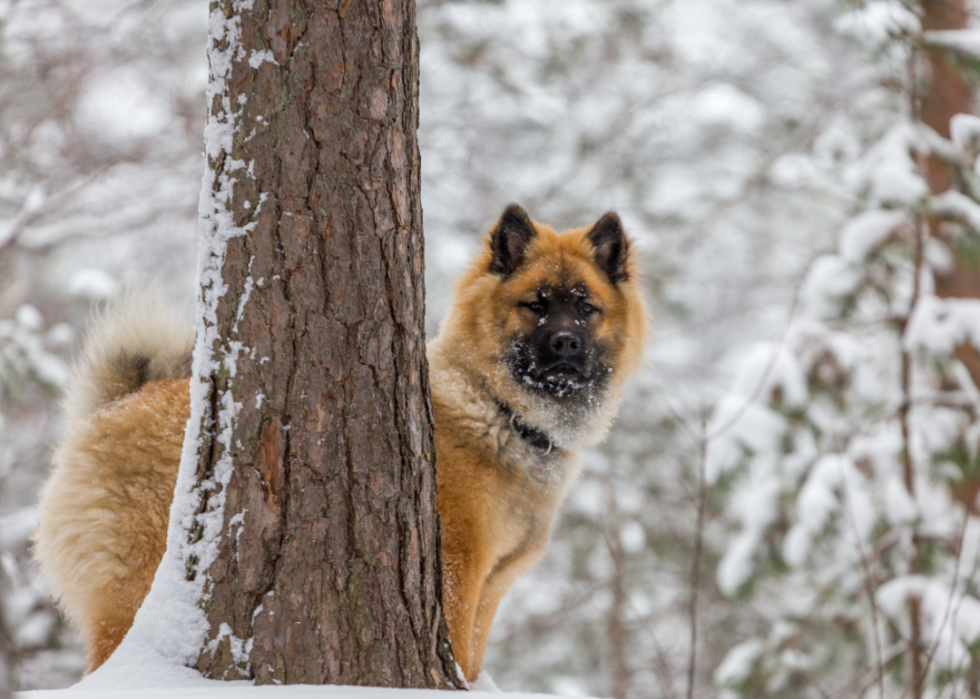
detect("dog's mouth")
[515,358,598,398]
[506,335,611,399]
[542,360,589,380]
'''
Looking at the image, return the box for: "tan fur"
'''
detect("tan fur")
[33,290,193,671]
[34,378,189,669]
[429,214,647,680]
[60,289,193,427]
[33,209,647,679]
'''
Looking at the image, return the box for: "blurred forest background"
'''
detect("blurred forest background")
[4,0,980,697]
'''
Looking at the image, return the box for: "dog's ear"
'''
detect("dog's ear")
[489,204,537,277]
[587,212,629,285]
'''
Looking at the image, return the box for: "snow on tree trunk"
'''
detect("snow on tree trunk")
[186,0,461,687]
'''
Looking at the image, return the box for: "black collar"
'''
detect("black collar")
[495,400,553,455]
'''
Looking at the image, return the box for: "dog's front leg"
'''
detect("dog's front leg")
[440,513,493,683]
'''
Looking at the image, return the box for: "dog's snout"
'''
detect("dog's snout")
[550,331,582,358]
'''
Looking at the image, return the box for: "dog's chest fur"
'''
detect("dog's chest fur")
[430,356,580,487]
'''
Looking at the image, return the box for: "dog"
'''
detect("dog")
[32,204,647,681]
[429,204,647,681]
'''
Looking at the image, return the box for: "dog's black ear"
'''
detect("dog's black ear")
[587,212,629,285]
[489,204,537,277]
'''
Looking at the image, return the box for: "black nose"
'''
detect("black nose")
[550,331,582,358]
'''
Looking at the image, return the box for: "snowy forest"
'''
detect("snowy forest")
[4,0,980,697]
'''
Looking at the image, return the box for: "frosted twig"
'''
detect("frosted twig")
[834,449,887,699]
[919,511,978,688]
[898,210,926,699]
[706,288,801,442]
[598,513,677,699]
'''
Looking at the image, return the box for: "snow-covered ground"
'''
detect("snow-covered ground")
[19,687,524,699]
[18,674,529,699]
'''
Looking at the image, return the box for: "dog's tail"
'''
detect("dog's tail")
[63,288,194,424]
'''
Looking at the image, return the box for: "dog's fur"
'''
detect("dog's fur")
[33,205,647,680]
[429,205,647,680]
[33,293,193,670]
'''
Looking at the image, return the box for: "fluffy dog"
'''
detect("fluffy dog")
[429,205,647,680]
[33,293,193,670]
[33,204,647,681]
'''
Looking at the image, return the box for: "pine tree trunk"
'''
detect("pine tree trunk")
[914,3,974,695]
[189,0,461,687]
[920,0,980,389]
[916,0,980,521]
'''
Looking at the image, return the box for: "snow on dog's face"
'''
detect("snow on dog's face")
[446,204,647,410]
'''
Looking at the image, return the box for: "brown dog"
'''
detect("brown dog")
[33,205,647,681]
[429,205,647,681]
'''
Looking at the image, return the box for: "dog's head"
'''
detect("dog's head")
[448,204,647,416]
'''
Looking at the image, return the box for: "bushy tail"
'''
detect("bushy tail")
[63,288,194,424]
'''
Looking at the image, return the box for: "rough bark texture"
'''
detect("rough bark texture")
[192,0,461,687]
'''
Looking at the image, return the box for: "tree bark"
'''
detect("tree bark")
[189,0,461,687]
[913,4,974,695]
[920,0,980,390]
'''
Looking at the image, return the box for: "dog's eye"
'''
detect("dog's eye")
[580,301,599,315]
[523,300,547,314]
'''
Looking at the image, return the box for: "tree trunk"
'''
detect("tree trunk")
[0,560,12,698]
[914,3,974,696]
[920,0,980,389]
[188,0,461,687]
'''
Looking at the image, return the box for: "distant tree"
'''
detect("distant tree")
[185,0,461,687]
[0,556,12,699]
[710,2,980,697]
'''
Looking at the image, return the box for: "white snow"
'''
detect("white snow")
[877,575,980,669]
[713,639,763,687]
[863,123,930,206]
[801,254,861,320]
[0,507,37,551]
[782,454,875,568]
[75,66,172,143]
[924,29,980,61]
[1,305,70,388]
[905,294,980,357]
[717,474,780,594]
[931,189,980,231]
[950,113,980,155]
[728,343,808,409]
[618,521,646,553]
[469,672,502,693]
[834,1,919,47]
[248,50,277,69]
[837,209,906,262]
[0,185,45,249]
[882,477,918,525]
[67,268,119,299]
[705,393,786,483]
[690,83,765,134]
[17,683,552,699]
[14,305,43,332]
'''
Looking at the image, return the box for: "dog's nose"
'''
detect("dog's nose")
[550,331,582,358]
